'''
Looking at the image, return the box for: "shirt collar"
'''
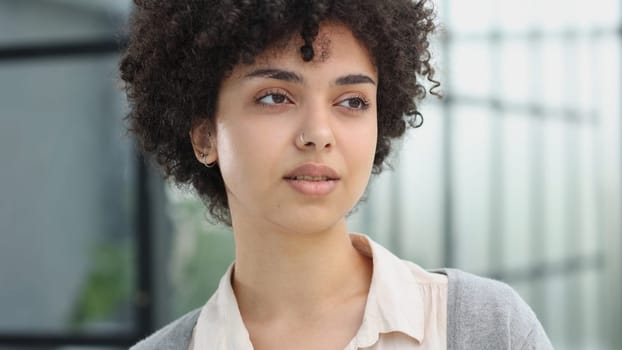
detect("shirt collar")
[218,263,255,349]
[193,263,254,350]
[194,234,426,349]
[349,234,425,347]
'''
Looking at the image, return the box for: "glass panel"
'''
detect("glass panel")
[507,279,534,313]
[574,36,597,114]
[596,36,622,350]
[443,1,621,349]
[500,112,533,270]
[533,0,621,31]
[499,39,532,105]
[446,0,495,35]
[576,125,599,256]
[394,103,445,267]
[347,103,445,267]
[540,40,566,111]
[541,118,567,263]
[349,167,394,248]
[581,269,605,350]
[165,186,235,318]
[0,1,131,46]
[0,56,135,333]
[545,274,568,348]
[448,41,492,97]
[526,277,549,334]
[497,0,538,33]
[529,0,568,32]
[451,106,493,272]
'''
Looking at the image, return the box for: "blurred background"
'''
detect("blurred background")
[0,0,620,349]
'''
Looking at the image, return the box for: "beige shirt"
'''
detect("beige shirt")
[190,234,448,349]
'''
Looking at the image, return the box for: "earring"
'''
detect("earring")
[200,152,216,168]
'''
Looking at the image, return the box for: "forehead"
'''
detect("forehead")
[244,23,374,72]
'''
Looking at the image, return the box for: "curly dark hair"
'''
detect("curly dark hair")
[120,0,439,225]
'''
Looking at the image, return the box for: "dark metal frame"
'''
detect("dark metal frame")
[0,38,151,348]
[0,39,127,62]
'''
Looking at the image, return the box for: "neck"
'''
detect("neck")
[230,219,372,323]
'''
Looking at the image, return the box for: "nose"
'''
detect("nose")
[295,106,336,151]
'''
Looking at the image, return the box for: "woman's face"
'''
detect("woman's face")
[212,23,378,234]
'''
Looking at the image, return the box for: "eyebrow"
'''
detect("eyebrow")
[335,74,376,86]
[244,69,303,83]
[244,68,376,86]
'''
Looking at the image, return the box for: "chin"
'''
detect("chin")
[271,208,347,235]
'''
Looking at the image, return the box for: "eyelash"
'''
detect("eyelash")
[254,90,371,112]
[254,90,293,106]
[336,95,371,112]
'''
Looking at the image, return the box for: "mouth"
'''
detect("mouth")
[284,175,336,181]
[283,163,340,181]
[283,163,340,195]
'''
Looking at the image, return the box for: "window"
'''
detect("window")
[0,1,148,348]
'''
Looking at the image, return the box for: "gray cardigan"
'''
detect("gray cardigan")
[131,269,554,349]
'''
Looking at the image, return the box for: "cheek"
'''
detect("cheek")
[215,124,252,187]
[367,122,378,159]
[339,117,377,183]
[360,121,378,182]
[215,121,281,190]
[351,117,378,164]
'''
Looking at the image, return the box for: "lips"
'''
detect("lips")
[288,175,332,181]
[283,163,340,196]
[283,163,340,181]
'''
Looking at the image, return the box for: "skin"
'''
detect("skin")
[191,23,377,349]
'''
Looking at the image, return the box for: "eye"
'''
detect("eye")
[337,96,370,111]
[256,92,292,105]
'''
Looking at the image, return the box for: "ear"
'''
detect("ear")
[189,119,218,166]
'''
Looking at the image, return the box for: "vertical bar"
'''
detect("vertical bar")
[486,0,506,283]
[617,5,622,347]
[390,163,403,256]
[135,155,154,336]
[360,183,373,234]
[488,29,504,278]
[562,33,584,348]
[440,0,454,267]
[527,31,549,328]
[584,19,621,350]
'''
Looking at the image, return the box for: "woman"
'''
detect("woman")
[120,0,553,349]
